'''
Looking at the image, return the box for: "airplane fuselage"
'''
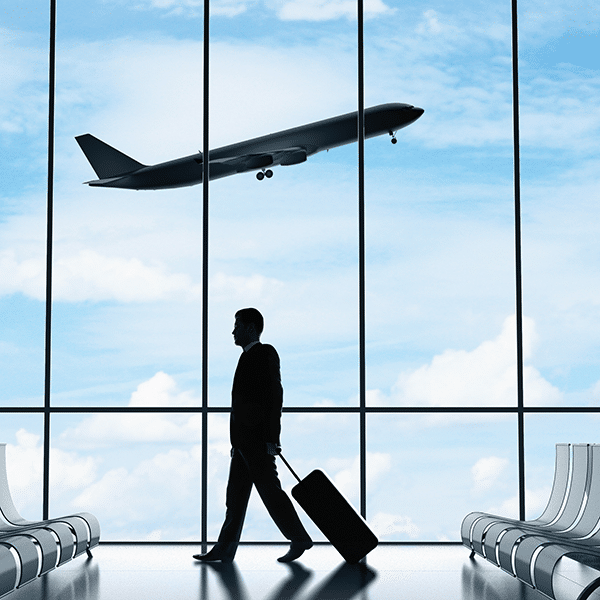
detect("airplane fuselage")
[78,103,423,190]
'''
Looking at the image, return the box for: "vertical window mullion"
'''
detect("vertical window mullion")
[43,0,58,522]
[201,0,210,552]
[511,0,526,521]
[357,0,367,521]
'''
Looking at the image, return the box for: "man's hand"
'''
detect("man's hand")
[266,442,282,455]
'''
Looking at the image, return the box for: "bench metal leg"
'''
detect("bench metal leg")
[86,548,93,559]
[469,550,475,559]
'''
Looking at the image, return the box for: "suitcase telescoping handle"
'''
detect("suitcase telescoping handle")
[278,453,302,484]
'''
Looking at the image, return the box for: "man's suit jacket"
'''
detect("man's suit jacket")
[230,342,283,449]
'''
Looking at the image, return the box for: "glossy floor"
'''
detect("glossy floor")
[4,543,559,600]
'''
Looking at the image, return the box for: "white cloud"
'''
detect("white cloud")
[471,456,509,493]
[369,511,420,539]
[129,371,196,407]
[485,486,552,521]
[53,249,201,303]
[520,84,600,153]
[0,249,46,300]
[416,9,451,36]
[0,245,290,303]
[141,0,251,17]
[5,429,43,512]
[72,446,201,526]
[5,429,99,519]
[2,372,221,539]
[0,31,47,137]
[276,0,391,21]
[52,37,355,162]
[381,315,562,409]
[521,0,600,39]
[332,452,391,500]
[2,375,207,539]
[0,247,201,303]
[124,0,391,20]
[211,272,285,303]
[58,372,202,449]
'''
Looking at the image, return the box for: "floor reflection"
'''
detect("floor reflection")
[305,562,376,600]
[201,560,377,600]
[200,563,248,600]
[6,544,558,600]
[265,563,313,600]
[461,557,536,600]
[9,558,99,600]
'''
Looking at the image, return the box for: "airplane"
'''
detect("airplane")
[75,102,424,191]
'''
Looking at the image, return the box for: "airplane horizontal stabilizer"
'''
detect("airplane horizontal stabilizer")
[75,134,146,179]
[84,176,128,187]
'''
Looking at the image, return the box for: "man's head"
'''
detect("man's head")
[233,308,264,347]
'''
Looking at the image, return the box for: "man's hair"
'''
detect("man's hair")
[235,308,264,336]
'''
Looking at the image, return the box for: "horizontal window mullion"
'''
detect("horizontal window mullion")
[2,406,600,413]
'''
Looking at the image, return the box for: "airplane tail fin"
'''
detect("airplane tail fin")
[75,134,146,179]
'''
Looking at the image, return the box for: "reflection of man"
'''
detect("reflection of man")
[194,308,313,563]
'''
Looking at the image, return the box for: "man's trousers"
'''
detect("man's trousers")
[216,446,311,547]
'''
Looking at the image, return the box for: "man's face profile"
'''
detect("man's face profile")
[232,316,251,347]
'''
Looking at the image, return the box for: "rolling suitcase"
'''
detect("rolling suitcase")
[278,453,378,563]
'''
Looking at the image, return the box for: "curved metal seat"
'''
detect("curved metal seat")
[494,444,591,573]
[463,443,600,600]
[0,527,59,576]
[0,543,19,597]
[0,442,100,591]
[462,443,571,558]
[528,542,600,600]
[509,444,600,598]
[0,534,40,588]
[0,444,100,561]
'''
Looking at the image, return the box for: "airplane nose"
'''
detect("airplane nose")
[407,106,424,124]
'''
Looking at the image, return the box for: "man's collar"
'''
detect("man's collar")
[243,340,260,352]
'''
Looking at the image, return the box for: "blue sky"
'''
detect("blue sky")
[1,0,599,541]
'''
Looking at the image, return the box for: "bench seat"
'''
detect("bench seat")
[462,444,600,600]
[0,443,100,597]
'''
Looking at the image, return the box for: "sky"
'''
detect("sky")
[0,0,599,541]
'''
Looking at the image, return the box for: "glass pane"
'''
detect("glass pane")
[0,2,48,407]
[209,412,359,542]
[368,414,519,541]
[519,1,600,406]
[51,413,201,540]
[208,6,358,408]
[51,0,204,406]
[0,415,44,522]
[525,413,600,519]
[365,0,517,407]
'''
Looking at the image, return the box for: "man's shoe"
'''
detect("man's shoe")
[277,540,313,563]
[193,543,236,563]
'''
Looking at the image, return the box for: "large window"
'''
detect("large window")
[0,0,598,542]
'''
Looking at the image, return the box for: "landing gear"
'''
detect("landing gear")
[389,131,397,144]
[256,169,273,180]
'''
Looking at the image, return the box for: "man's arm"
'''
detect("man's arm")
[264,345,283,445]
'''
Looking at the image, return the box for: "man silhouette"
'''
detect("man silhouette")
[194,308,313,563]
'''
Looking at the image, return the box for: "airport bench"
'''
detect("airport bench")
[0,443,100,597]
[462,444,600,600]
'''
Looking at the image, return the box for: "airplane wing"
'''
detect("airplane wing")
[209,147,307,173]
